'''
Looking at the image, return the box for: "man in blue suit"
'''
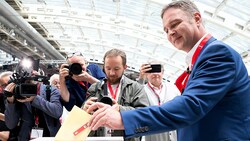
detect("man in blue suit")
[87,0,250,140]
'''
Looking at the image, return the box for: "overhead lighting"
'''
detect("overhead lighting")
[34,47,38,52]
[42,53,46,58]
[23,40,27,46]
[9,29,15,36]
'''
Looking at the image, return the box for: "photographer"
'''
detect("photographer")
[4,57,62,140]
[0,72,11,141]
[82,49,149,141]
[138,62,180,141]
[59,52,105,111]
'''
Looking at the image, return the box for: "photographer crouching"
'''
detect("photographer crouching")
[4,56,63,141]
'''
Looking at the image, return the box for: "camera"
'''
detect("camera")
[146,64,162,73]
[64,63,82,75]
[5,56,49,99]
[98,96,113,106]
[97,78,113,106]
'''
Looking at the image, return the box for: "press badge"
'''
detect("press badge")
[31,128,43,138]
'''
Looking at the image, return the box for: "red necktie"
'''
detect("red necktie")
[175,34,212,93]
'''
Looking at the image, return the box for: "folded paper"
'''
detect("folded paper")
[55,106,92,141]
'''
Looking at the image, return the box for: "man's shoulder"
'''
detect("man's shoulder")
[87,63,101,69]
[123,76,143,87]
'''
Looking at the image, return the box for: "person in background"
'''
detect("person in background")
[138,62,180,141]
[49,74,68,124]
[4,57,62,140]
[59,52,106,111]
[82,48,149,141]
[86,0,250,141]
[0,72,12,141]
[49,74,60,89]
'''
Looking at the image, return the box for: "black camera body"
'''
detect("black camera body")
[146,64,162,73]
[4,82,35,100]
[98,96,113,106]
[97,79,113,106]
[5,57,48,99]
[64,63,82,77]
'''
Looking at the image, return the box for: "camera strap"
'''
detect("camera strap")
[78,81,88,90]
[45,85,51,102]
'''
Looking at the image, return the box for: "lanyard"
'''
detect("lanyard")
[147,82,162,106]
[107,82,120,100]
[175,34,212,93]
[35,83,41,126]
[78,81,88,90]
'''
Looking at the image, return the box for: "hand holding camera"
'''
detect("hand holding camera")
[4,83,16,103]
[82,97,98,111]
[16,96,36,103]
[60,63,88,81]
[139,64,162,79]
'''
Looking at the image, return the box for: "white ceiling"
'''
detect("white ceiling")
[0,0,249,82]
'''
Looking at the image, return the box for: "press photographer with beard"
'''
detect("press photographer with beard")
[4,57,62,141]
[82,48,149,141]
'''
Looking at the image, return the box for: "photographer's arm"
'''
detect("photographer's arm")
[137,64,150,84]
[4,98,21,129]
[3,83,21,129]
[31,85,63,119]
[0,113,4,121]
[72,72,99,84]
[59,64,70,102]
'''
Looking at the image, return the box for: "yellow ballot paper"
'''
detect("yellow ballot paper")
[55,106,92,141]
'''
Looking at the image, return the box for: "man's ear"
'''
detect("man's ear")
[194,12,201,24]
[124,64,128,70]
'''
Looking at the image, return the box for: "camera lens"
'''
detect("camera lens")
[69,63,82,75]
[99,96,113,106]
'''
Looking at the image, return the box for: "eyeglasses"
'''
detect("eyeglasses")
[66,52,83,59]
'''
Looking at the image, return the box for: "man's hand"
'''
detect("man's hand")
[17,96,36,103]
[4,83,16,103]
[0,113,5,121]
[59,64,70,82]
[87,102,124,130]
[82,97,98,111]
[72,71,91,82]
[139,64,151,80]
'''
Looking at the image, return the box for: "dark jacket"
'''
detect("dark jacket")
[84,76,149,141]
[5,84,62,141]
[64,63,105,111]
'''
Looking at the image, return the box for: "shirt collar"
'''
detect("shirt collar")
[148,81,163,90]
[185,33,208,65]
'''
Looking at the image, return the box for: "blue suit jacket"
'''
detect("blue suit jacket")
[121,37,250,141]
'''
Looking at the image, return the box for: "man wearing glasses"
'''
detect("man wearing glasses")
[59,52,106,111]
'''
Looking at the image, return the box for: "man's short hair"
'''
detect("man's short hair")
[161,0,200,19]
[103,48,127,66]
